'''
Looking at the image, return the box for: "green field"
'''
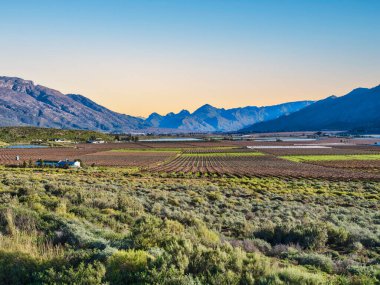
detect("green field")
[281,154,380,162]
[182,152,264,157]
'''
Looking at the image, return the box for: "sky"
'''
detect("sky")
[0,0,379,117]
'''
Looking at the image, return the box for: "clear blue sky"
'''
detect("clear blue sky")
[1,0,379,116]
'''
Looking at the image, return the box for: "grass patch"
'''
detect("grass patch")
[0,141,8,148]
[0,230,64,260]
[182,152,264,157]
[281,154,380,162]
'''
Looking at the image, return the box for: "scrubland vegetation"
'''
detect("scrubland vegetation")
[0,167,379,284]
[0,127,113,143]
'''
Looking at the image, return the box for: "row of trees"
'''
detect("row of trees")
[113,135,139,142]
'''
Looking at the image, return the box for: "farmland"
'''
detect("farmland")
[2,138,380,180]
[0,136,380,284]
[281,154,380,162]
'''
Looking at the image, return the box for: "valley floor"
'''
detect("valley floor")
[2,138,380,180]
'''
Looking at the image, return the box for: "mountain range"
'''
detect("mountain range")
[0,76,313,133]
[2,76,378,134]
[145,101,313,132]
[241,85,380,133]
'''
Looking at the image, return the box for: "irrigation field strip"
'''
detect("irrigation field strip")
[280,154,380,163]
[149,147,264,174]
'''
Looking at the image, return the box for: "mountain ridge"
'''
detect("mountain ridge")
[144,101,314,132]
[241,84,380,133]
[0,76,313,133]
[0,76,147,132]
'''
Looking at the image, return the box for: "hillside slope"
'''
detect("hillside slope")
[241,85,380,133]
[0,77,147,132]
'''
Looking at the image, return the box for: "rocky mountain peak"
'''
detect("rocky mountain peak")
[0,76,35,94]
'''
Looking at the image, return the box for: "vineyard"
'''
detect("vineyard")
[148,146,380,180]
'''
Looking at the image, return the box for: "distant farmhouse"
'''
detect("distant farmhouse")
[36,159,81,168]
[50,138,72,143]
[50,138,65,142]
[87,138,105,144]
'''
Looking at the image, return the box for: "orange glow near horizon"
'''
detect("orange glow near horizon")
[7,68,379,117]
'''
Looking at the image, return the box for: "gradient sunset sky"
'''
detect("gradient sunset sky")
[1,0,379,117]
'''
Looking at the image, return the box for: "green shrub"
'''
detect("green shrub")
[255,222,328,250]
[148,266,203,285]
[58,219,109,250]
[276,267,327,284]
[349,275,378,285]
[106,250,152,284]
[0,251,39,285]
[131,216,163,248]
[291,223,328,250]
[194,223,220,247]
[295,253,334,273]
[36,261,105,285]
[245,238,272,254]
[327,225,349,248]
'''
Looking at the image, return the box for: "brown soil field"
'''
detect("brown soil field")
[257,147,380,156]
[2,141,380,180]
[0,142,237,166]
[81,151,177,167]
[182,148,256,154]
[149,152,380,180]
[0,145,177,167]
[303,159,380,171]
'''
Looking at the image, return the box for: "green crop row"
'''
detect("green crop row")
[281,154,380,162]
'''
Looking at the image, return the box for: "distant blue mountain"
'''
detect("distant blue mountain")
[145,101,314,132]
[241,85,380,133]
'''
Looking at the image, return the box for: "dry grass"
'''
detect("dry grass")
[0,209,63,260]
[0,231,64,260]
